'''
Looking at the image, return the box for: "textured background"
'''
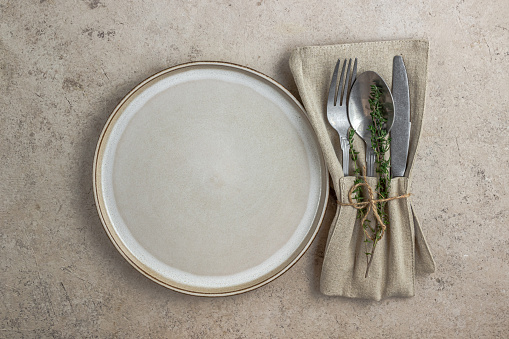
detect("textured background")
[1,0,508,338]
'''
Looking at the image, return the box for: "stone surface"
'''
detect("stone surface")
[1,0,508,338]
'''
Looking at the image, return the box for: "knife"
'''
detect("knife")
[391,56,411,177]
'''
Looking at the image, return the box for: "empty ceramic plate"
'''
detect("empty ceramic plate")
[93,62,328,296]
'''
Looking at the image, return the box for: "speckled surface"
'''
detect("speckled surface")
[1,0,508,338]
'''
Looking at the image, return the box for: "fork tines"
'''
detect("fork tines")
[331,58,357,107]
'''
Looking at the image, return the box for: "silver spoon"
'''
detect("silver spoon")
[348,71,394,177]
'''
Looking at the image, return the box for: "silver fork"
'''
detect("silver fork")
[327,58,357,176]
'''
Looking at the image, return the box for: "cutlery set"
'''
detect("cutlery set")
[327,56,410,177]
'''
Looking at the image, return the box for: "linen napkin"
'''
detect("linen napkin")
[289,40,435,300]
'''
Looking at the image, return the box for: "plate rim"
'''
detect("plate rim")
[93,61,329,297]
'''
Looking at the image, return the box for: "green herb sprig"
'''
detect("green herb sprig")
[348,129,372,268]
[349,84,392,278]
[365,84,392,277]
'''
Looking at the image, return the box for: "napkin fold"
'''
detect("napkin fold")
[289,40,435,300]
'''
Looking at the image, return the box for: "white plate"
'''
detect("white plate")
[93,62,328,296]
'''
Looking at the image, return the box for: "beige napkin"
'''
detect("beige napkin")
[289,40,435,300]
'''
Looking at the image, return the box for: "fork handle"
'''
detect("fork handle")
[340,137,350,176]
[366,146,376,177]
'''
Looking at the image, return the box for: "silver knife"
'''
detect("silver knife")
[391,56,411,177]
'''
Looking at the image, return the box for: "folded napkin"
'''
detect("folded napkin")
[289,40,435,300]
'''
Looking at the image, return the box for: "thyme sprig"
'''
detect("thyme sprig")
[349,84,392,278]
[348,129,372,268]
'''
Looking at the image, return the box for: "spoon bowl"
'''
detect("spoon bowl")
[348,71,394,176]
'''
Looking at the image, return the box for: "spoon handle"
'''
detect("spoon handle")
[366,146,376,177]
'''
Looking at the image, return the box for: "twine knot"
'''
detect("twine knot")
[339,166,411,240]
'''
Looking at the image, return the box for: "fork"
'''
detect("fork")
[327,58,357,176]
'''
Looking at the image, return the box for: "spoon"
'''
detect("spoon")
[348,71,394,177]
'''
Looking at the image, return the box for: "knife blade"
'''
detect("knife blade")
[391,56,411,177]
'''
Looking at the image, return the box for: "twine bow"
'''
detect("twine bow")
[339,166,411,240]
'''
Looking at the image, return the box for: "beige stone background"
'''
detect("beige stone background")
[1,0,508,338]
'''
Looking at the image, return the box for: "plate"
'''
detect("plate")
[93,62,328,296]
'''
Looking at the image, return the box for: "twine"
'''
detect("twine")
[339,166,411,241]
